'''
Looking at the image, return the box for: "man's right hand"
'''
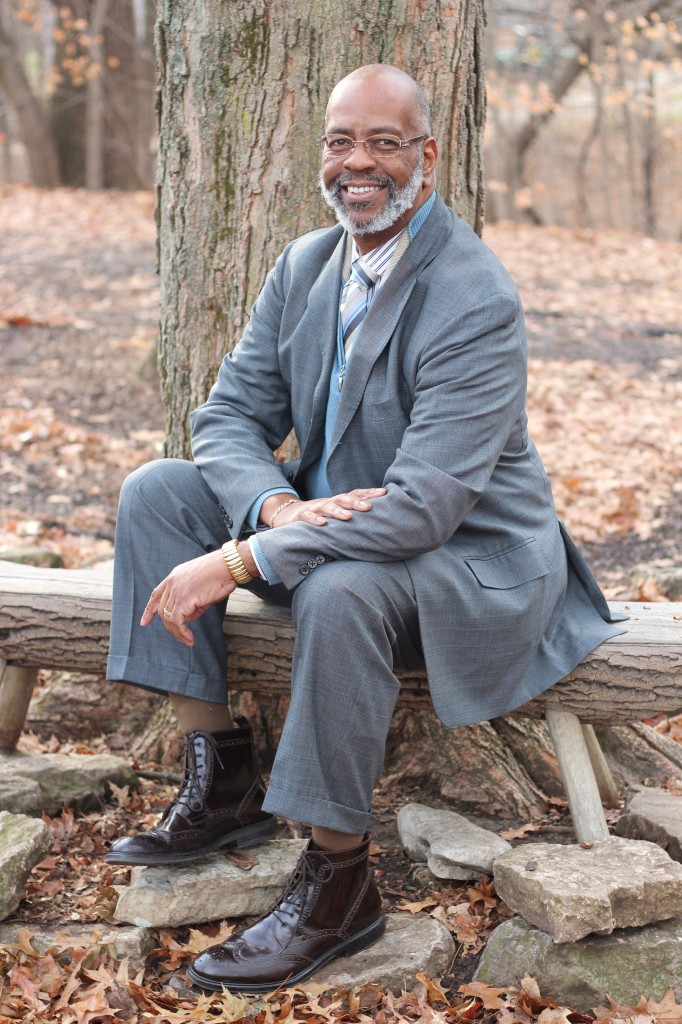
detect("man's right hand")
[261,488,387,529]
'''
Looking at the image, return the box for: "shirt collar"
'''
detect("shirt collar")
[348,189,437,270]
[343,190,438,283]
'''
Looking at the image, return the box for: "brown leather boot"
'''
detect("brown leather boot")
[187,834,385,993]
[105,716,276,865]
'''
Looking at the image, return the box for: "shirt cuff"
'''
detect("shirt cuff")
[246,487,298,531]
[248,535,281,585]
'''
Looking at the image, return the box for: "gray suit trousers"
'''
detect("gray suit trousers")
[108,459,423,832]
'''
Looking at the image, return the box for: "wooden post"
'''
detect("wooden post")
[546,709,610,843]
[582,724,621,808]
[0,657,38,749]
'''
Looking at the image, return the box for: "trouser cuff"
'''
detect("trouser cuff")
[106,655,229,703]
[262,784,371,834]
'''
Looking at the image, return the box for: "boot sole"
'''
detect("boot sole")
[104,816,278,866]
[186,913,387,994]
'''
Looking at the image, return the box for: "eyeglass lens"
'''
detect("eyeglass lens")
[323,135,404,156]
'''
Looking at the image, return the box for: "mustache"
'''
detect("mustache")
[329,172,394,194]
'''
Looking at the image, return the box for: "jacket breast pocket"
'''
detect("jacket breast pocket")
[464,538,549,590]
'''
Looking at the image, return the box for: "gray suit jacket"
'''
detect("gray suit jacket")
[191,195,624,728]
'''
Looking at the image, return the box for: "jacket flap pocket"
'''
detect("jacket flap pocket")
[465,538,549,590]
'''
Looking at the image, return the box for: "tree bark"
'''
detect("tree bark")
[156,0,487,457]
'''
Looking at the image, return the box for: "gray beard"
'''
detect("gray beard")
[319,151,425,236]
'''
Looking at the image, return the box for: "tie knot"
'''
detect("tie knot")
[350,257,379,289]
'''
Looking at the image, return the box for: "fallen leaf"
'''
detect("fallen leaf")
[458,980,508,1009]
[395,896,439,914]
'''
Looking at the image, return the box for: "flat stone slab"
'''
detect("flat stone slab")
[397,802,511,880]
[0,811,52,920]
[0,922,154,970]
[314,913,454,993]
[493,836,682,943]
[476,916,682,1011]
[615,786,682,861]
[114,838,307,927]
[0,751,138,816]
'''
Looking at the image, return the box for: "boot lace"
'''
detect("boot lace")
[268,849,334,929]
[162,732,225,820]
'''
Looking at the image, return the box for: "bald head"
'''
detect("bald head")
[327,65,432,138]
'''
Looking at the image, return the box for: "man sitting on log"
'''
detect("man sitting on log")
[106,64,624,993]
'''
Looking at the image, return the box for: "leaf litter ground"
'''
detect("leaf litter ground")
[1,186,682,1021]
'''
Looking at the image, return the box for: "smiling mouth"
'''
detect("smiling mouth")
[345,184,384,196]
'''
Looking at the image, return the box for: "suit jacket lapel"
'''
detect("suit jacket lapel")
[296,227,345,466]
[330,195,454,453]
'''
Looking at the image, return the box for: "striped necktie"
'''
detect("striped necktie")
[340,257,379,355]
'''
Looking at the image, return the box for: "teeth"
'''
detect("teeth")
[347,185,381,194]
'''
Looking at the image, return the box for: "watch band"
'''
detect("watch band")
[221,539,253,584]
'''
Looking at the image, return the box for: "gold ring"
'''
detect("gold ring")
[163,606,173,620]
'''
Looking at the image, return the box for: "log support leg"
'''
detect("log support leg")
[582,723,621,808]
[545,708,610,843]
[0,657,38,750]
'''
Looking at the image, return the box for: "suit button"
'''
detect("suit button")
[218,505,233,529]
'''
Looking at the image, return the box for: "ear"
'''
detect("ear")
[422,137,438,185]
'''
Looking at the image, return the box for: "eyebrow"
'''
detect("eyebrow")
[326,125,404,136]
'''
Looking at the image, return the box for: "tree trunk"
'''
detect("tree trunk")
[0,2,60,187]
[102,0,154,188]
[51,0,154,188]
[85,0,109,189]
[156,0,486,457]
[642,69,657,237]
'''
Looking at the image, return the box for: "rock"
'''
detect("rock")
[493,836,682,943]
[630,561,682,600]
[0,546,65,568]
[315,913,454,993]
[0,811,52,920]
[114,838,307,927]
[0,922,154,970]
[397,802,511,880]
[26,671,162,745]
[0,751,138,816]
[476,916,682,1010]
[615,786,682,861]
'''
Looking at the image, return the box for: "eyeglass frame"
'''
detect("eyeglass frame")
[316,133,427,158]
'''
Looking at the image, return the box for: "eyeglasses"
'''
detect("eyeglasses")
[316,134,427,158]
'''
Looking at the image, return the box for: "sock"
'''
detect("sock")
[311,826,364,852]
[170,693,236,734]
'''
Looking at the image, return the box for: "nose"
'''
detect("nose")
[342,141,377,173]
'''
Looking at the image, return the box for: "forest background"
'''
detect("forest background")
[1,1,682,1022]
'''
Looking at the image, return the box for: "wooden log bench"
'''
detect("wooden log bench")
[2,559,681,845]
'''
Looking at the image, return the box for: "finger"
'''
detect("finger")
[332,495,369,511]
[173,620,195,646]
[348,487,387,497]
[317,500,353,519]
[299,507,327,525]
[185,603,212,622]
[140,583,167,626]
[161,602,195,646]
